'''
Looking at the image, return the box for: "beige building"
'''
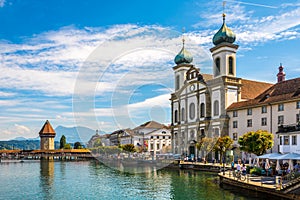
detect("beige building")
[227,73,300,156]
[39,120,56,150]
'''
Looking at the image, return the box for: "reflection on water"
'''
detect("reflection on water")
[0,161,272,200]
[40,160,55,199]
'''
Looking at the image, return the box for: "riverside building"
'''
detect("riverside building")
[170,13,300,161]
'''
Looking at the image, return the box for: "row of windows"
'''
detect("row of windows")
[280,135,297,145]
[233,102,300,118]
[174,101,219,122]
[149,143,168,151]
[150,136,171,139]
[232,114,300,128]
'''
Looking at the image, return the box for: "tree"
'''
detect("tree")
[121,144,136,153]
[74,142,83,149]
[196,137,217,161]
[238,130,273,156]
[64,143,72,149]
[213,136,234,164]
[93,138,102,148]
[60,135,66,149]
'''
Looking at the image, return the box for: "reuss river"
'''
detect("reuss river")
[0,161,275,199]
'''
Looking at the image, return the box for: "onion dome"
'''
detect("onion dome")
[174,39,193,65]
[213,14,236,45]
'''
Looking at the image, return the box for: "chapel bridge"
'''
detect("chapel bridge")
[0,149,93,160]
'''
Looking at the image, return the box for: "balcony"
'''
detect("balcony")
[277,123,300,133]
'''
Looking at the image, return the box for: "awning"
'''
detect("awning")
[257,153,282,159]
[258,152,300,160]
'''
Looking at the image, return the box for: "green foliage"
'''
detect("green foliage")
[213,136,233,153]
[238,130,273,156]
[93,138,102,148]
[213,136,233,164]
[60,135,66,149]
[74,142,83,149]
[250,167,262,175]
[196,137,217,160]
[121,144,136,153]
[64,143,72,149]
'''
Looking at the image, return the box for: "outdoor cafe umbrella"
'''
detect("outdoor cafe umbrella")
[256,157,260,167]
[258,153,282,159]
[276,159,281,171]
[249,157,252,166]
[278,152,300,160]
[288,159,294,171]
[265,159,270,169]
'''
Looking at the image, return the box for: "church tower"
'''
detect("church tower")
[210,13,238,78]
[39,120,56,150]
[173,38,194,91]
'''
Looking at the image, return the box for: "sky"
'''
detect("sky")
[1,0,300,140]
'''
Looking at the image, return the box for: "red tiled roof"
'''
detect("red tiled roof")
[227,78,300,110]
[240,79,273,100]
[39,120,56,136]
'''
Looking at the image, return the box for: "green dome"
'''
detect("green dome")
[174,43,193,65]
[212,14,236,45]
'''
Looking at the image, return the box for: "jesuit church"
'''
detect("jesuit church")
[170,12,300,161]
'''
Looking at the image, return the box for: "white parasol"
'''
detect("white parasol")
[249,157,252,166]
[265,159,270,170]
[288,159,294,172]
[256,157,260,167]
[276,160,280,171]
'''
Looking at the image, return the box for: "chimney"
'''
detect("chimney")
[277,63,286,83]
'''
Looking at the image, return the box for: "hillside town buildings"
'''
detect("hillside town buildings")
[87,121,171,155]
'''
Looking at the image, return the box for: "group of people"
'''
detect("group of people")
[232,159,247,175]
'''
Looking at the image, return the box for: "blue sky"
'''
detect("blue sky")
[1,0,300,140]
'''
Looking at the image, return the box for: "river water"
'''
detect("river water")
[0,160,273,200]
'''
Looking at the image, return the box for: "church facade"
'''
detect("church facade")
[170,13,278,160]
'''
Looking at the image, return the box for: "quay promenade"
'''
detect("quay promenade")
[219,170,300,199]
[173,161,300,199]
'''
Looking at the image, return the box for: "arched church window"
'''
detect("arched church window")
[181,107,185,121]
[200,103,205,117]
[175,75,180,90]
[229,57,234,75]
[215,58,220,76]
[189,103,195,119]
[174,110,178,123]
[213,100,219,116]
[190,130,195,139]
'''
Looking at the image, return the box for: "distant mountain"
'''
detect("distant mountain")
[54,126,104,143]
[12,137,27,141]
[12,136,39,141]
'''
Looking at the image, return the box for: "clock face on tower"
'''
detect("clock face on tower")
[190,84,195,92]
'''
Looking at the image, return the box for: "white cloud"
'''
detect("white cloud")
[191,1,300,47]
[1,124,32,140]
[0,0,5,7]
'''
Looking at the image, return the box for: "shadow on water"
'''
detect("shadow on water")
[220,184,288,200]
